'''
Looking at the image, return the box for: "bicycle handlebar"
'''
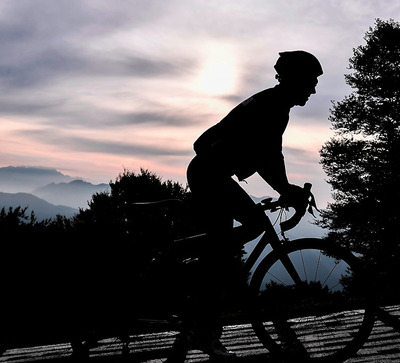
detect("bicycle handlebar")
[260,183,319,232]
[130,184,318,233]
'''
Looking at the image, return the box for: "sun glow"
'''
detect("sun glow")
[194,43,238,96]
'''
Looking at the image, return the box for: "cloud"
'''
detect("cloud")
[1,0,399,199]
[15,128,191,157]
[117,110,207,127]
[0,0,205,148]
[284,146,319,164]
[0,0,170,40]
[0,37,196,94]
[0,0,197,94]
[0,95,210,132]
[71,137,192,157]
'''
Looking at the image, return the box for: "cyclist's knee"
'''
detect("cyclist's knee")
[238,206,269,240]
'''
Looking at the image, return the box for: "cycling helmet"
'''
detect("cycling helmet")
[274,50,323,79]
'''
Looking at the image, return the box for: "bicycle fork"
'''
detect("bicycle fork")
[244,224,302,285]
[269,239,302,285]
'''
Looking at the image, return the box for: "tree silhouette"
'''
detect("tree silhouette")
[74,168,200,268]
[0,207,76,344]
[0,170,202,347]
[319,19,400,301]
[72,169,202,321]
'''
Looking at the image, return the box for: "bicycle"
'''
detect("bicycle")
[67,183,376,363]
[162,183,376,362]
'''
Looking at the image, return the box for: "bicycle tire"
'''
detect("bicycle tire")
[249,238,376,363]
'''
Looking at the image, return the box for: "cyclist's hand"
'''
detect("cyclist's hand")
[277,183,316,232]
[278,184,308,211]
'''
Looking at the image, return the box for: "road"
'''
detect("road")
[1,305,399,363]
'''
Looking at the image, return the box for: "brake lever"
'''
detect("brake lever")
[307,191,319,217]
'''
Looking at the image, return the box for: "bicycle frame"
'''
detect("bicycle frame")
[242,206,302,285]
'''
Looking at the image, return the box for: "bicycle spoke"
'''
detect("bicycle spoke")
[328,281,342,292]
[314,251,322,282]
[300,249,308,282]
[251,238,375,362]
[322,260,340,288]
[267,270,288,286]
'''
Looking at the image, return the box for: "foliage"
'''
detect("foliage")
[0,206,75,335]
[0,205,73,251]
[0,169,203,331]
[73,168,200,264]
[72,168,202,316]
[319,19,400,298]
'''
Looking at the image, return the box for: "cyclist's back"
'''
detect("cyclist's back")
[193,86,291,183]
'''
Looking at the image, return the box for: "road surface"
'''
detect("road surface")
[1,305,399,362]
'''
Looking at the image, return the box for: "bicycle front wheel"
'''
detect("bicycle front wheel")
[250,238,376,363]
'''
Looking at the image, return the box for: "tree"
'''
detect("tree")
[0,207,75,338]
[319,19,400,299]
[74,168,200,253]
[72,168,202,319]
[0,170,201,340]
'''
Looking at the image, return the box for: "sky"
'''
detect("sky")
[0,1,399,209]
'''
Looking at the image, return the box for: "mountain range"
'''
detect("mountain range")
[0,192,78,220]
[33,179,109,209]
[0,166,75,193]
[0,166,109,220]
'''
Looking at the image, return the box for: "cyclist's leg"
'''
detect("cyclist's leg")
[186,153,260,279]
[187,154,267,243]
[183,155,256,356]
[185,160,231,326]
[187,155,271,342]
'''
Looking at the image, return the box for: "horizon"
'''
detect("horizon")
[1,2,399,209]
[0,166,324,241]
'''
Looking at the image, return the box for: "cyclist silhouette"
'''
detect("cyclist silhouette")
[166,50,323,362]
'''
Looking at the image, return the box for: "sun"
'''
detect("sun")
[195,43,237,96]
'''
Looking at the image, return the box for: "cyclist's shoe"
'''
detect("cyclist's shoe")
[198,338,237,361]
[164,333,190,363]
[165,331,236,362]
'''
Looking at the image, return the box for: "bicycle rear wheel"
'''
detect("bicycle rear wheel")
[250,238,376,363]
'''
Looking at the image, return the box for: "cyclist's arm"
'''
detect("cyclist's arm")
[257,151,291,195]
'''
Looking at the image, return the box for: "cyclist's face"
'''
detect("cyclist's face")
[284,76,319,106]
[293,77,318,106]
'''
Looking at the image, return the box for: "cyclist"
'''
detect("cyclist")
[166,50,323,362]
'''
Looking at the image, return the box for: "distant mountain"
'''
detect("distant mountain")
[33,180,110,209]
[0,192,78,220]
[0,166,110,209]
[0,166,74,193]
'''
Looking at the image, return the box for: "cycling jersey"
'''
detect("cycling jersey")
[193,85,292,193]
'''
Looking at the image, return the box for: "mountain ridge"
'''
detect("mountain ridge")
[0,166,75,193]
[0,192,78,220]
[0,166,109,209]
[33,179,109,209]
